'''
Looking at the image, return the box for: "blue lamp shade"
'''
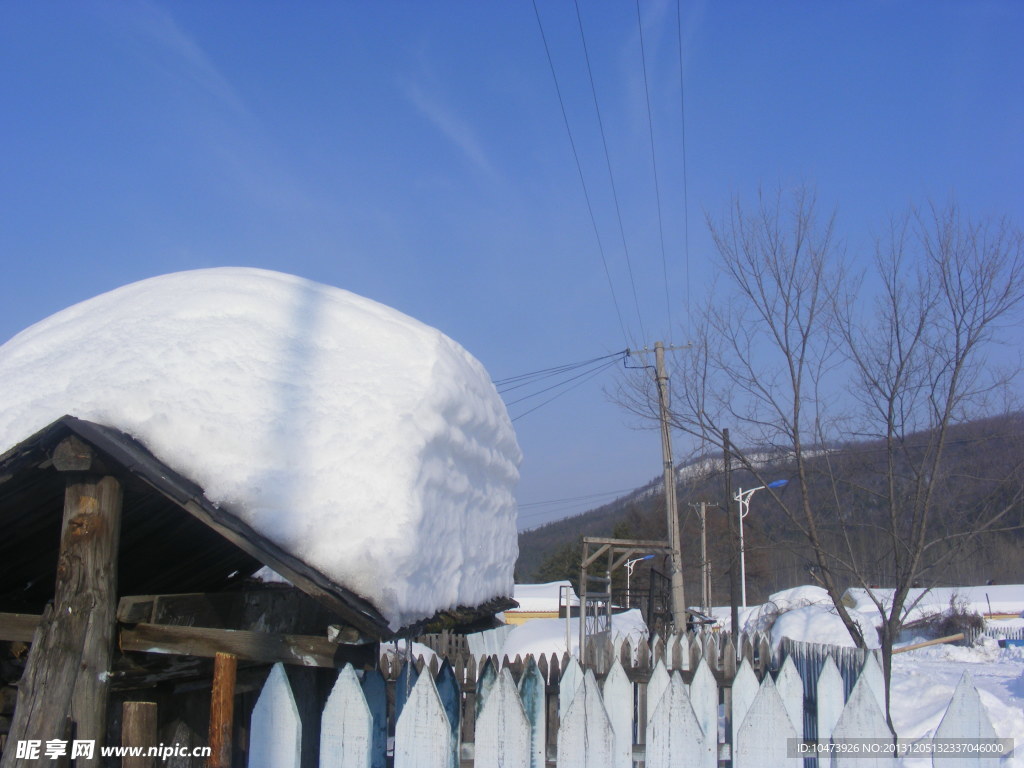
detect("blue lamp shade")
[768,479,788,489]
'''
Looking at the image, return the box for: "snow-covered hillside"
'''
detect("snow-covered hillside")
[0,268,522,629]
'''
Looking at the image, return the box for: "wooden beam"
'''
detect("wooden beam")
[1,474,122,768]
[0,612,41,643]
[120,623,350,668]
[51,434,107,474]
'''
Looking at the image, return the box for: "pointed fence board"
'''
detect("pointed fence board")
[435,661,461,768]
[730,659,759,743]
[733,675,799,768]
[933,672,999,768]
[249,663,302,768]
[557,670,614,768]
[518,657,546,768]
[558,656,584,722]
[645,675,713,768]
[816,656,845,749]
[320,665,371,768]
[360,670,388,768]
[601,661,633,768]
[476,656,498,721]
[396,660,420,724]
[831,676,894,768]
[645,661,671,730]
[689,659,719,753]
[395,672,452,768]
[860,652,886,719]
[475,668,531,768]
[776,656,805,740]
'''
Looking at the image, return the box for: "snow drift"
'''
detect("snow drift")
[0,268,521,629]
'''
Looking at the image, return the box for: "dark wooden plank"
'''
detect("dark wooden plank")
[119,623,346,668]
[0,613,41,643]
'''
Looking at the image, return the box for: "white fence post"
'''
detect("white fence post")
[475,668,531,768]
[730,658,759,745]
[933,671,999,768]
[518,657,547,768]
[776,656,805,741]
[395,669,452,768]
[559,656,584,722]
[733,674,799,768]
[320,664,372,768]
[645,674,713,768]
[831,675,895,768]
[249,663,302,768]
[689,659,718,754]
[601,660,633,768]
[557,670,614,768]
[816,656,845,751]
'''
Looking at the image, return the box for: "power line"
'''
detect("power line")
[494,350,625,390]
[573,0,647,345]
[510,357,621,422]
[531,0,631,348]
[635,0,673,340]
[502,357,621,407]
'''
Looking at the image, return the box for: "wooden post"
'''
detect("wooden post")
[208,653,237,768]
[122,702,158,768]
[1,437,122,768]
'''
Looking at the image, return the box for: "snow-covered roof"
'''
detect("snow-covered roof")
[509,581,580,612]
[0,268,521,630]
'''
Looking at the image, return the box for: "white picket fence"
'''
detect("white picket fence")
[245,646,1001,768]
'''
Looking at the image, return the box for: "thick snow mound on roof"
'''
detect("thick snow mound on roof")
[0,268,521,629]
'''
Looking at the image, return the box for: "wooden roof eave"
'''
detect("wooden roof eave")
[0,416,394,640]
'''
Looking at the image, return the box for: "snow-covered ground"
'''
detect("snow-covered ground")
[0,269,521,629]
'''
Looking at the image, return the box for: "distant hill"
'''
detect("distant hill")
[516,413,1024,603]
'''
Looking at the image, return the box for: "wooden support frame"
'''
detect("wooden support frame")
[2,439,122,768]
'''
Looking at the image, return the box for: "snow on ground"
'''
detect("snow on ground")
[891,637,1024,767]
[845,585,1024,625]
[0,268,521,629]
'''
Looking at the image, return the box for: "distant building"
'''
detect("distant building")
[504,581,580,624]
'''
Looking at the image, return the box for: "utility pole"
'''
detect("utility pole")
[654,341,687,630]
[689,501,717,611]
[724,428,740,644]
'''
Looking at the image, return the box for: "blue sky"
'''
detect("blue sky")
[2,1,1021,529]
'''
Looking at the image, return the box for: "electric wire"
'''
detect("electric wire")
[676,0,693,325]
[502,357,622,406]
[531,0,631,348]
[494,350,625,390]
[573,0,647,345]
[510,357,621,422]
[635,0,673,340]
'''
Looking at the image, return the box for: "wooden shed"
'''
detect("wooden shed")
[0,416,510,766]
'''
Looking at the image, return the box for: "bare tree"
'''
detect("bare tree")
[622,188,1024,725]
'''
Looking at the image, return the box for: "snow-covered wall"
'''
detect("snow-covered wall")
[0,268,521,629]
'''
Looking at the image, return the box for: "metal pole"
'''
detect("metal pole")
[655,341,687,630]
[738,490,748,608]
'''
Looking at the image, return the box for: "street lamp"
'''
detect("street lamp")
[734,479,788,607]
[624,554,655,607]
